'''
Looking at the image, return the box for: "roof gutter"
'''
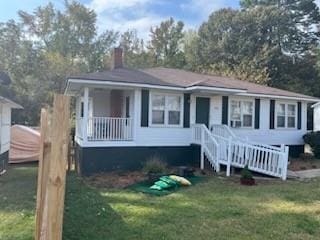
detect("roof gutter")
[236,92,319,102]
[65,79,318,102]
[65,79,247,95]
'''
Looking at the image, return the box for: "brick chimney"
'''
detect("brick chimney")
[111,47,123,69]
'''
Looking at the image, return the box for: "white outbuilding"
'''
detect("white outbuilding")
[0,96,22,173]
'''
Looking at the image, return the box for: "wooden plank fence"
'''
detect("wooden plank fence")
[35,94,70,240]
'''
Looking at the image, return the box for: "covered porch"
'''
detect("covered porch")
[75,86,137,143]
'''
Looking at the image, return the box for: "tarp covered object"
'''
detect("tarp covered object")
[9,125,40,163]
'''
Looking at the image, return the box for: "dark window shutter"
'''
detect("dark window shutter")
[297,101,301,130]
[222,96,228,125]
[141,90,149,127]
[183,94,190,128]
[307,103,314,131]
[270,100,275,129]
[254,99,260,129]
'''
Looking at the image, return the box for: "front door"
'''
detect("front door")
[196,97,210,127]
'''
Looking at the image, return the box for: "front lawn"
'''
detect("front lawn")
[1,165,320,240]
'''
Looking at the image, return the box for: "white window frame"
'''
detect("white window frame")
[228,98,255,129]
[275,101,297,129]
[149,91,184,127]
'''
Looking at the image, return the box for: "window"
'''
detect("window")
[276,102,296,128]
[151,95,165,124]
[167,96,181,125]
[276,103,285,128]
[230,100,254,128]
[150,93,182,126]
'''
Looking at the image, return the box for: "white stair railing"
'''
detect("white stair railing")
[210,133,289,180]
[227,139,289,180]
[210,124,236,139]
[191,124,220,172]
[199,124,289,180]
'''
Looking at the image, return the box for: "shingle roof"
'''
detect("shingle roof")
[68,67,318,100]
[69,68,180,87]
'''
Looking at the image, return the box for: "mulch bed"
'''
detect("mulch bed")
[288,158,320,171]
[85,171,147,189]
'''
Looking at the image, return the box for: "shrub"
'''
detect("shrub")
[142,155,167,174]
[241,165,253,180]
[303,131,320,158]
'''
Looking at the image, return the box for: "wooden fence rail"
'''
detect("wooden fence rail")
[35,94,70,240]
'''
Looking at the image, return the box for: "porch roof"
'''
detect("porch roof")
[65,67,319,102]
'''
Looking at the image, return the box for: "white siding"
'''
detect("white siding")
[90,89,111,117]
[231,98,307,145]
[78,88,310,147]
[0,103,12,154]
[314,104,320,131]
[190,94,222,125]
[134,89,191,146]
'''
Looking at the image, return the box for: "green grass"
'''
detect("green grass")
[1,165,320,240]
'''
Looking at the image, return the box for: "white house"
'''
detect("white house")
[64,48,319,178]
[0,96,22,172]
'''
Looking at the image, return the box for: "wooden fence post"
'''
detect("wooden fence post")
[35,94,70,240]
[45,94,70,240]
[35,109,49,240]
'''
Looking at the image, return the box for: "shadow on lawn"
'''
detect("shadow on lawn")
[63,173,132,240]
[63,173,320,240]
[0,165,37,213]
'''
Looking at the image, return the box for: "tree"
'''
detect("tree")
[183,29,199,70]
[87,30,119,71]
[240,0,320,96]
[196,5,320,95]
[240,0,320,56]
[0,1,119,124]
[148,18,186,68]
[120,29,153,68]
[19,1,97,60]
[197,8,277,84]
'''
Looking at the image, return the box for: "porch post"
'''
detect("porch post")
[133,89,140,141]
[82,87,89,143]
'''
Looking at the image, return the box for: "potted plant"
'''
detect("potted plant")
[240,165,255,186]
[142,156,167,184]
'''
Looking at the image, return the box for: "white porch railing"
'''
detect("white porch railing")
[193,124,289,180]
[75,117,134,141]
[88,117,133,141]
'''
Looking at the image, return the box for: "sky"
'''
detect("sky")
[0,0,240,40]
[0,0,319,40]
